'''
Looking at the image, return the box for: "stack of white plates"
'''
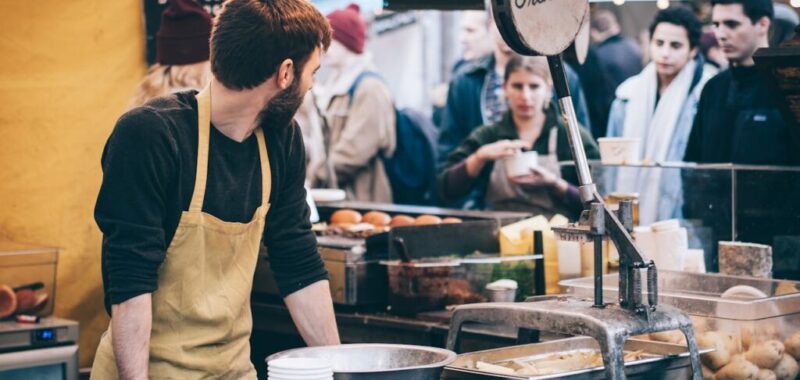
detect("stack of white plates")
[267,357,334,380]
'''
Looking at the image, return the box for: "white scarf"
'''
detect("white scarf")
[615,59,697,224]
[617,59,697,162]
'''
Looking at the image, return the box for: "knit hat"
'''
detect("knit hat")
[327,4,367,54]
[156,0,212,65]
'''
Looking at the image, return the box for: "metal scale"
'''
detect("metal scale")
[444,0,703,378]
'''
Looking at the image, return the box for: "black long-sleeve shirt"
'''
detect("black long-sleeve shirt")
[95,91,327,314]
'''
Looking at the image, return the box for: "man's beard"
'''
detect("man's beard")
[257,78,304,129]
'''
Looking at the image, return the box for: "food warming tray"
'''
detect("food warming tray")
[253,203,531,306]
[442,336,711,379]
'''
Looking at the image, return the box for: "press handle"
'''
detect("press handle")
[647,262,658,310]
[446,298,557,352]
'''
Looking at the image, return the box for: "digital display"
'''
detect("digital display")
[34,329,55,342]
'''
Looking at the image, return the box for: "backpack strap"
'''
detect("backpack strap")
[347,71,383,106]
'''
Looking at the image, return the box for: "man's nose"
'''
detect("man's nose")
[715,27,728,41]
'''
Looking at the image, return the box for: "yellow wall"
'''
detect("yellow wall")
[0,1,146,367]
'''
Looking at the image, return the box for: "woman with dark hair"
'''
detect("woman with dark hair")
[606,6,718,224]
[437,56,600,219]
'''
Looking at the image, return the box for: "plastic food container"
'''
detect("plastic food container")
[383,255,538,316]
[597,137,640,165]
[560,271,800,354]
[0,241,59,317]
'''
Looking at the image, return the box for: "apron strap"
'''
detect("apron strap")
[547,126,559,155]
[254,128,272,206]
[189,87,212,213]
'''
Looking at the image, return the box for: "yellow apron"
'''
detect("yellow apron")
[91,87,270,379]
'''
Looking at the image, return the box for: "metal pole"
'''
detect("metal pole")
[546,55,596,203]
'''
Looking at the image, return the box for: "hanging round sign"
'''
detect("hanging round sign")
[490,0,589,56]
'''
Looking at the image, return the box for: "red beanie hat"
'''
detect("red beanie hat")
[156,0,212,65]
[327,4,367,54]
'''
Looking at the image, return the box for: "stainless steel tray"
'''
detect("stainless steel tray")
[442,337,711,379]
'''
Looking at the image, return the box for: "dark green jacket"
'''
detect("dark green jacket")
[437,108,600,207]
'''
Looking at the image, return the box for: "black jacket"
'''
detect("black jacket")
[684,65,799,165]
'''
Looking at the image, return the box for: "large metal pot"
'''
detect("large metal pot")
[266,343,456,379]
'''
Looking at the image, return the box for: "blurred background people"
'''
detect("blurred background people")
[295,94,328,187]
[312,4,396,203]
[431,10,495,128]
[685,0,797,165]
[770,3,799,47]
[607,6,717,223]
[128,0,211,108]
[438,15,591,172]
[437,56,599,219]
[454,11,496,74]
[566,45,618,139]
[591,9,644,90]
[700,31,729,68]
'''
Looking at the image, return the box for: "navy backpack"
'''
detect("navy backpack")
[347,72,438,205]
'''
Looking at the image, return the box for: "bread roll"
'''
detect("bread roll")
[442,217,463,224]
[330,209,362,225]
[415,215,442,225]
[0,285,16,319]
[389,215,415,227]
[363,211,391,227]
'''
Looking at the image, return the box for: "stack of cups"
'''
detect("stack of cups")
[267,358,334,380]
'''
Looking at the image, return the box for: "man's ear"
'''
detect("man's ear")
[277,58,295,89]
[757,16,771,36]
[690,46,699,59]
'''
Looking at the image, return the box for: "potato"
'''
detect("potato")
[650,330,686,345]
[772,354,799,380]
[756,369,776,380]
[742,325,779,351]
[746,340,784,369]
[715,359,759,380]
[743,327,754,350]
[693,316,710,334]
[783,332,800,360]
[699,331,733,370]
[721,333,742,355]
[702,365,716,380]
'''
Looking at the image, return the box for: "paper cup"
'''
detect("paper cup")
[503,151,538,177]
[598,137,640,165]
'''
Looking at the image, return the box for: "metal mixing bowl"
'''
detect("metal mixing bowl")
[266,343,456,380]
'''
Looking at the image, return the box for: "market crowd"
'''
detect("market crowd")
[132,0,799,221]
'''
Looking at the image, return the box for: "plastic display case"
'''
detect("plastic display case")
[560,161,800,279]
[382,255,539,316]
[0,241,59,317]
[560,271,800,353]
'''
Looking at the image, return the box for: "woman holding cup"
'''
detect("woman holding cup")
[437,56,600,219]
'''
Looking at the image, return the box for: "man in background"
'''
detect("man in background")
[313,4,396,203]
[684,0,797,165]
[591,9,644,89]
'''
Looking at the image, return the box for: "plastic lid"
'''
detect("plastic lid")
[486,279,518,290]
